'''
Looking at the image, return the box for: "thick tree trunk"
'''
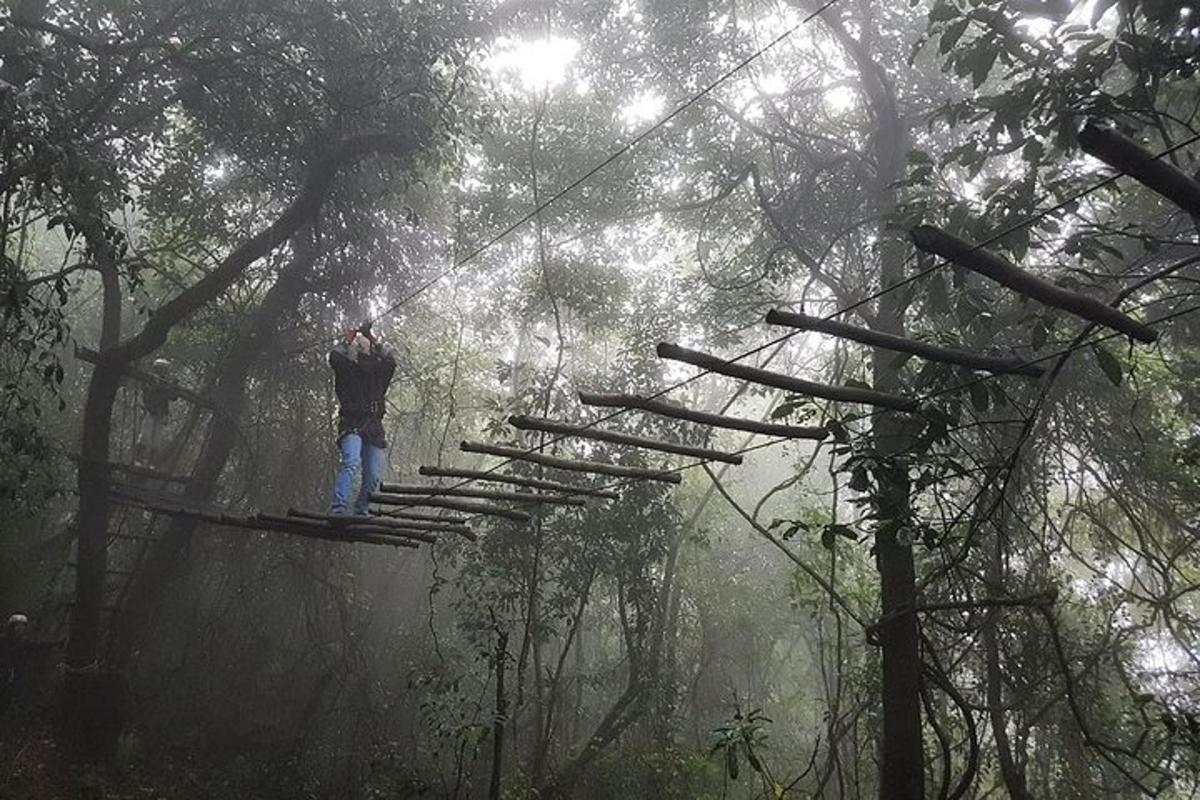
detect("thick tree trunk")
[61,144,380,755]
[107,233,319,671]
[820,10,925,798]
[61,223,125,759]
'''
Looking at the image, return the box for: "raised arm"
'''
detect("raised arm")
[329,343,357,377]
[376,344,396,384]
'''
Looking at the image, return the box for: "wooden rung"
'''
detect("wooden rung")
[75,346,221,411]
[260,513,439,543]
[765,309,1044,377]
[243,518,419,549]
[1078,122,1200,218]
[657,343,920,412]
[372,508,470,525]
[285,508,472,539]
[109,493,419,549]
[253,513,430,545]
[371,493,533,523]
[910,225,1158,344]
[507,414,744,465]
[71,456,190,485]
[418,466,621,500]
[460,441,682,484]
[577,392,828,440]
[377,484,587,506]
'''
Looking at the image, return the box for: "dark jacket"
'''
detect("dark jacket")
[0,633,54,717]
[329,343,396,448]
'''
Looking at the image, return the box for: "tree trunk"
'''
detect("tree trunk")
[64,172,339,754]
[489,625,509,800]
[61,227,124,759]
[984,503,1037,800]
[820,9,925,798]
[107,231,319,671]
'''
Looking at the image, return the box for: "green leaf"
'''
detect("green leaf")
[827,419,850,443]
[929,1,960,22]
[939,18,969,54]
[1021,138,1044,166]
[927,272,950,314]
[770,402,796,420]
[828,523,857,541]
[849,466,870,492]
[1093,345,1123,386]
[969,44,1000,89]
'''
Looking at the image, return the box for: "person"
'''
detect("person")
[135,357,174,466]
[328,322,396,516]
[0,613,55,720]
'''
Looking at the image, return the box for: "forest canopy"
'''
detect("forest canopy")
[2,0,1200,798]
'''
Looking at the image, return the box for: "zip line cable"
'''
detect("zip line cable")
[391,132,1200,510]
[249,4,1200,513]
[289,0,844,357]
[367,0,843,321]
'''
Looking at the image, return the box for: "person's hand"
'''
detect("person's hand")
[357,321,375,343]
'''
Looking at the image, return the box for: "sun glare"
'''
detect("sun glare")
[620,90,665,128]
[824,85,856,113]
[756,72,787,96]
[486,36,581,92]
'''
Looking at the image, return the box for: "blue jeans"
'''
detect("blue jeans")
[330,433,386,516]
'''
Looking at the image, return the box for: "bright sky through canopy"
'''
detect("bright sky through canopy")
[486,36,581,92]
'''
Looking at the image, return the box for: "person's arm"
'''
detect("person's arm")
[375,344,396,384]
[329,344,356,376]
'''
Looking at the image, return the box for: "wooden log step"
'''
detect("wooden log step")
[374,508,470,525]
[657,343,920,412]
[370,492,533,523]
[107,493,418,549]
[910,225,1157,344]
[245,515,420,548]
[461,441,682,484]
[377,484,587,506]
[578,392,828,440]
[419,466,621,500]
[286,508,473,536]
[507,414,744,465]
[1078,122,1200,218]
[259,513,439,544]
[764,309,1044,377]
